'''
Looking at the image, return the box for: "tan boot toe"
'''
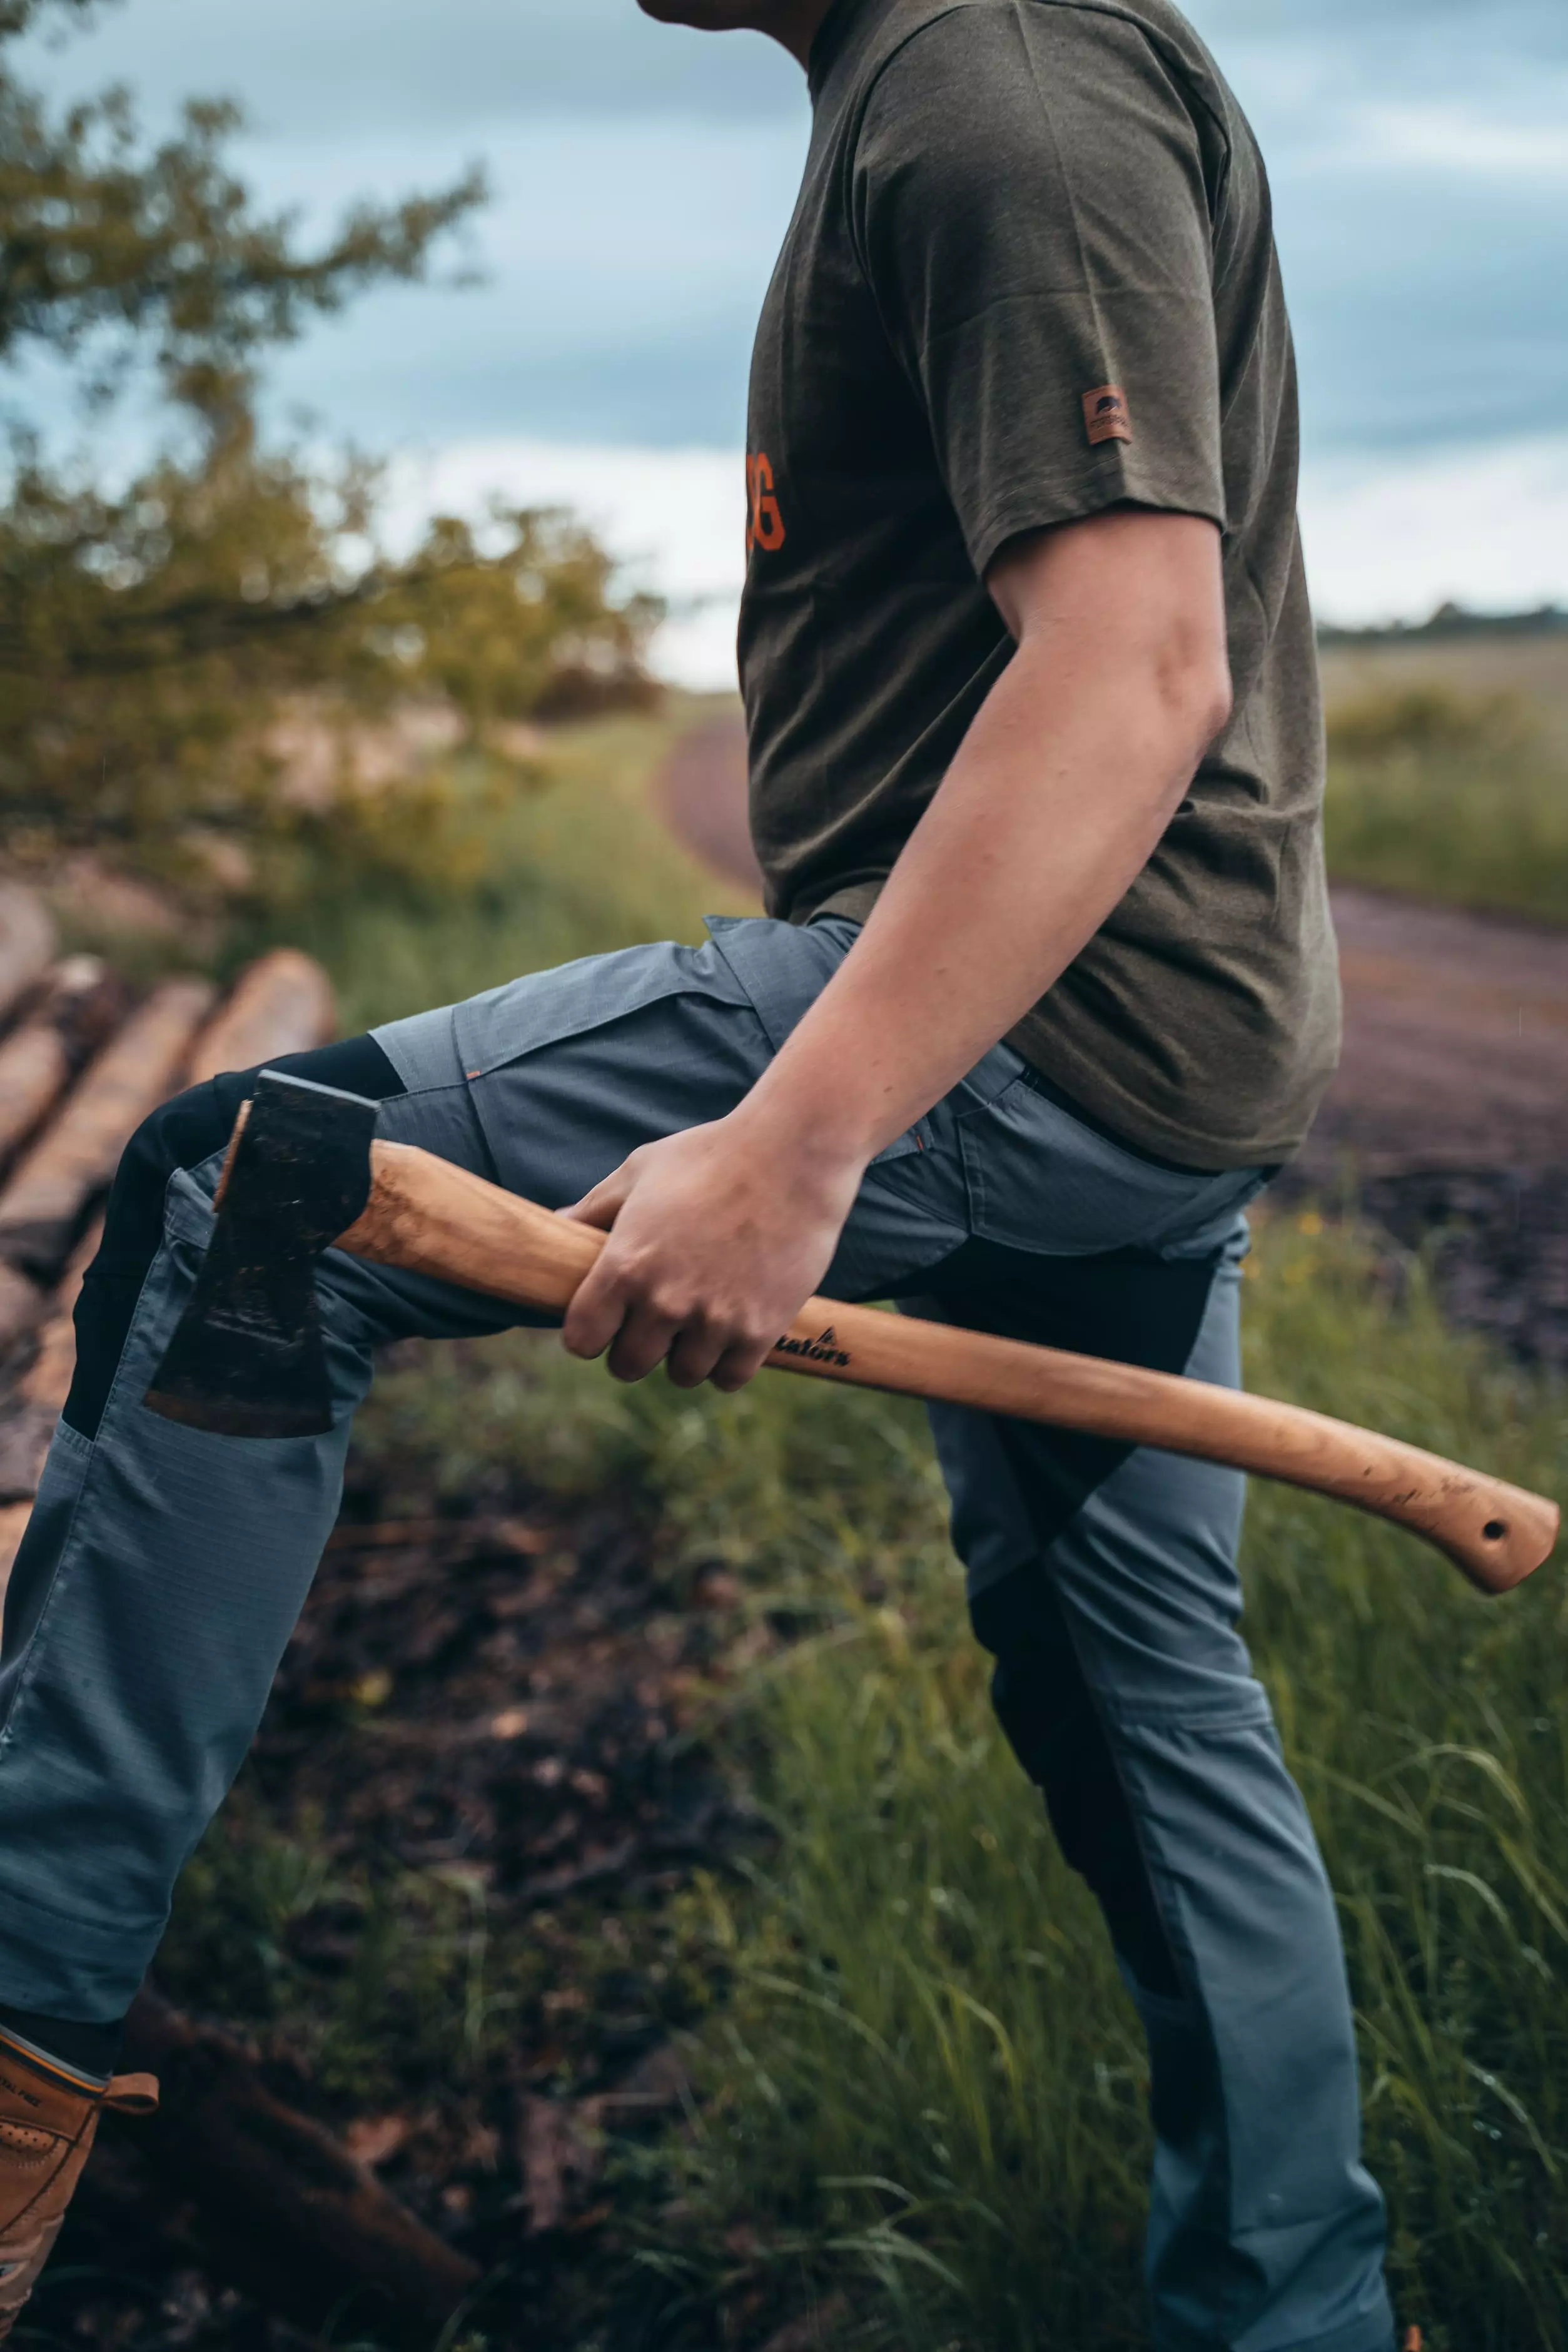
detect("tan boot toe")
[0,2047,158,2341]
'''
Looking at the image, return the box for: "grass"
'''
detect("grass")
[341,1213,1568,2352]
[1323,676,1568,924]
[141,685,1568,2346]
[1318,628,1568,922]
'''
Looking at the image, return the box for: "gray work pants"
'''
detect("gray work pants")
[0,916,1392,2352]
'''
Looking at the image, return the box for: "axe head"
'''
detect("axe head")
[144,1068,379,1439]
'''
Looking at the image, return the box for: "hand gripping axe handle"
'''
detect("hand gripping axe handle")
[145,1071,1560,1596]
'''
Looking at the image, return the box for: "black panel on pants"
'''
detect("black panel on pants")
[63,1034,407,1444]
[919,1235,1218,1553]
[919,1238,1222,2005]
[971,1566,1183,2000]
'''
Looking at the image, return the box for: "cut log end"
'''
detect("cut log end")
[186,950,337,1086]
[0,886,56,1028]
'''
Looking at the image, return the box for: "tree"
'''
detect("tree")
[0,0,660,906]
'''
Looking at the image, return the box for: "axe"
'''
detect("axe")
[144,1070,1559,1598]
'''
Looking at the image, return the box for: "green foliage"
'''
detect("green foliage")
[158,1787,716,2131]
[649,1219,1568,2351]
[0,426,660,901]
[1328,684,1533,761]
[345,1207,1568,2347]
[0,0,659,908]
[1325,682,1568,922]
[1,90,482,417]
[159,1800,499,2109]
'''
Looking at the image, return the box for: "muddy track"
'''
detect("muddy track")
[657,711,1568,1368]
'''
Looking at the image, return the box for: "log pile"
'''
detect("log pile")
[0,898,490,2334]
[0,900,336,1586]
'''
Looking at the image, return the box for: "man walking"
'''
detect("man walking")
[0,1,1393,2344]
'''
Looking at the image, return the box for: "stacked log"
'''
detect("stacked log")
[0,958,125,1173]
[0,900,493,2341]
[0,1215,102,1508]
[0,901,338,1587]
[0,1264,47,1356]
[0,978,218,1277]
[0,885,56,1024]
[186,946,336,1085]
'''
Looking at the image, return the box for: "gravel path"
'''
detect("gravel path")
[657,711,1568,1366]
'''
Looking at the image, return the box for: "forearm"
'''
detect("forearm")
[734,620,1223,1168]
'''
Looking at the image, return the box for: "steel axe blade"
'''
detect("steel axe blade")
[143,1068,379,1438]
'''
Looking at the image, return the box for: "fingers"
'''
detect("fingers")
[555,1128,805,1394]
[558,1158,645,1360]
[665,1317,774,1392]
[707,1334,777,1394]
[562,1162,635,1231]
[562,1247,726,1384]
[561,1251,632,1363]
[606,1305,684,1386]
[619,1311,772,1392]
[564,1260,776,1392]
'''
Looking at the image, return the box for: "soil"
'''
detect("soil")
[655,711,1568,1369]
[52,1431,768,2352]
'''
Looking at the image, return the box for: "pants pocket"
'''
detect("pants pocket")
[452,935,754,1083]
[0,1420,91,1738]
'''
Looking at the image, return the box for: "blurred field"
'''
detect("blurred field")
[1320,627,1568,752]
[1320,627,1568,923]
[139,709,1568,2352]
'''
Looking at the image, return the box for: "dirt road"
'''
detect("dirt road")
[657,709,1568,1364]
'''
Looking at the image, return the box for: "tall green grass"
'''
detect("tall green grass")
[347,1215,1568,2351]
[640,1218,1568,2351]
[1324,684,1568,922]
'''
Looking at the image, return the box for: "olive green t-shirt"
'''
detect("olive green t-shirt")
[737,0,1341,1170]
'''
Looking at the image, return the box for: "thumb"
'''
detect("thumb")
[560,1159,636,1232]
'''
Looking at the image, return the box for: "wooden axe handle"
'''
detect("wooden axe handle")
[336,1138,1559,1597]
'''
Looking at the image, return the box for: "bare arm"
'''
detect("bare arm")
[563,506,1232,1387]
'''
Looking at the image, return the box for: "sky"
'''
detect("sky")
[14,0,1568,684]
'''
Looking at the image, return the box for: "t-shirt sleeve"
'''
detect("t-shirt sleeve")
[850,2,1228,579]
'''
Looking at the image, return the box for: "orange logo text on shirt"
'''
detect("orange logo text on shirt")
[746,453,786,555]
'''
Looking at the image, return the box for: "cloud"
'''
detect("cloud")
[15,0,803,131]
[380,430,1568,692]
[1354,101,1568,180]
[1300,433,1568,626]
[13,0,1568,616]
[383,437,745,692]
[250,115,807,450]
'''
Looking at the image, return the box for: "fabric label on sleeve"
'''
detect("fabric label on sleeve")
[1083,386,1134,445]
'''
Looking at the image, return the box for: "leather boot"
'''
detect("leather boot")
[0,2040,158,2339]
